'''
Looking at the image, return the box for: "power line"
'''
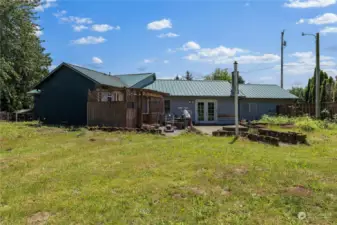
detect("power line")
[240,66,277,74]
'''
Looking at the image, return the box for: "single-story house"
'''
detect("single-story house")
[29,62,297,126]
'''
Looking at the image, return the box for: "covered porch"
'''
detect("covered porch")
[87,85,167,128]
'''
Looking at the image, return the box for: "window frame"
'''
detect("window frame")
[164,100,171,114]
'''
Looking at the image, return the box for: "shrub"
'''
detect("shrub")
[258,115,337,132]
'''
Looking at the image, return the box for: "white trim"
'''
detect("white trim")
[195,99,218,124]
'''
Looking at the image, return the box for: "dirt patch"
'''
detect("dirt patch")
[27,212,50,225]
[189,187,206,196]
[105,137,120,142]
[212,186,231,196]
[36,127,65,134]
[233,167,248,175]
[286,185,312,197]
[172,193,185,199]
[89,138,96,142]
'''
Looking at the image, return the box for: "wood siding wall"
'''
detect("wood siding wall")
[87,102,127,127]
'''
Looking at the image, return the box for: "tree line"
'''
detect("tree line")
[289,70,337,103]
[0,0,51,112]
[174,68,245,84]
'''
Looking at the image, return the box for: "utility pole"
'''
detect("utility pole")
[234,61,239,136]
[281,30,286,89]
[302,32,320,118]
[315,32,320,118]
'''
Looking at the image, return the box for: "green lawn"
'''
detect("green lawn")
[0,122,337,224]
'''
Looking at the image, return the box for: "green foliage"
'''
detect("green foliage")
[174,74,180,80]
[304,70,336,103]
[204,68,245,84]
[0,0,51,112]
[289,87,305,101]
[183,71,193,81]
[258,115,337,132]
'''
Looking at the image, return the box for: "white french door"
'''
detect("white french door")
[195,100,217,123]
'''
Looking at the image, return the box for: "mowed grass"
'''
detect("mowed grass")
[0,122,337,225]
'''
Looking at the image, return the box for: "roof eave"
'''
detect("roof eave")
[33,62,101,89]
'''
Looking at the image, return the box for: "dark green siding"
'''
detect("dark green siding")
[34,66,96,125]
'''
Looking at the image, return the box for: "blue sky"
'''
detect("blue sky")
[36,0,337,88]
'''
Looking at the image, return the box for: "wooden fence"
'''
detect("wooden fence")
[87,102,128,127]
[0,111,33,122]
[277,103,337,117]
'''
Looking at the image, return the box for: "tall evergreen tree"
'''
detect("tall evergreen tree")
[174,75,180,80]
[303,69,335,103]
[0,0,51,112]
[184,71,193,80]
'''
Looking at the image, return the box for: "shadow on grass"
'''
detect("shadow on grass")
[229,136,239,144]
[24,121,83,132]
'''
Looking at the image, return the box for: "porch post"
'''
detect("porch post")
[140,91,143,127]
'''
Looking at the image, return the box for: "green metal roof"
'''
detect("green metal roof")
[239,84,298,99]
[33,63,156,90]
[66,63,126,87]
[145,80,244,97]
[145,80,297,99]
[114,73,155,87]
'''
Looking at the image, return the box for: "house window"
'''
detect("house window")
[164,100,170,114]
[113,91,124,102]
[107,92,112,102]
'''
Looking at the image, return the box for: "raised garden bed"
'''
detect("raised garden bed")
[212,126,307,146]
[258,129,307,144]
[246,133,279,146]
[212,130,280,146]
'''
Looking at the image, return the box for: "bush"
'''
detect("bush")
[258,115,293,125]
[258,115,337,132]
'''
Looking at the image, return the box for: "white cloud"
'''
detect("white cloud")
[235,54,280,64]
[325,69,337,75]
[144,59,155,64]
[34,26,43,37]
[184,45,266,64]
[35,0,57,12]
[277,51,336,75]
[321,26,337,34]
[72,36,106,45]
[163,60,169,64]
[61,16,93,24]
[182,41,201,51]
[92,24,120,32]
[259,76,274,81]
[296,19,305,24]
[198,46,245,57]
[92,57,103,64]
[157,32,179,38]
[72,25,88,32]
[53,10,67,18]
[49,65,57,71]
[284,0,336,8]
[147,19,172,30]
[167,48,177,53]
[297,13,337,25]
